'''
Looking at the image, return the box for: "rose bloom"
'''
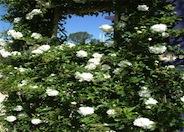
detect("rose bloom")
[26,9,42,20]
[31,32,42,39]
[180,96,184,102]
[76,50,88,58]
[13,105,23,111]
[113,68,120,75]
[99,24,114,33]
[0,49,11,58]
[13,17,22,23]
[118,60,132,67]
[46,89,59,96]
[85,63,97,70]
[138,87,151,98]
[88,58,101,65]
[137,5,149,11]
[75,72,94,82]
[102,64,111,71]
[32,45,50,54]
[92,52,103,58]
[31,118,41,125]
[150,24,167,33]
[11,51,21,56]
[181,74,184,80]
[145,98,158,105]
[6,115,17,122]
[31,49,43,54]
[103,74,111,79]
[165,65,175,69]
[159,53,177,62]
[149,45,167,54]
[38,45,50,51]
[78,106,94,116]
[7,30,23,39]
[133,117,155,129]
[106,109,116,115]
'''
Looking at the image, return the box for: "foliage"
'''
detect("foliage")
[0,0,184,132]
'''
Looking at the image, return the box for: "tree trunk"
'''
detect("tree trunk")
[114,0,121,46]
[51,7,61,39]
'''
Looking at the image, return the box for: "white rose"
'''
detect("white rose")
[7,30,23,39]
[31,118,41,125]
[0,49,11,58]
[31,33,42,39]
[165,65,175,69]
[113,68,120,75]
[108,53,117,57]
[18,113,27,118]
[159,53,177,62]
[6,116,17,122]
[102,64,111,71]
[78,106,94,116]
[181,74,184,80]
[31,49,43,54]
[75,72,93,82]
[46,89,59,96]
[148,38,152,41]
[13,105,23,111]
[145,98,158,105]
[76,50,88,58]
[15,32,23,39]
[133,117,155,129]
[137,5,149,11]
[18,80,28,87]
[180,96,184,102]
[71,102,77,105]
[14,67,26,72]
[0,93,8,102]
[11,51,21,56]
[99,24,114,33]
[88,58,101,65]
[92,53,103,58]
[38,45,50,51]
[13,17,21,23]
[118,60,132,67]
[150,24,167,33]
[106,109,116,115]
[149,45,167,54]
[179,55,184,59]
[138,87,151,98]
[31,9,42,14]
[85,63,97,70]
[103,74,111,79]
[32,45,50,54]
[26,9,42,20]
[162,32,169,38]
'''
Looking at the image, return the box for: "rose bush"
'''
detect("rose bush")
[0,0,184,132]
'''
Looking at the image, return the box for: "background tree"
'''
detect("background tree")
[89,38,100,44]
[68,31,93,44]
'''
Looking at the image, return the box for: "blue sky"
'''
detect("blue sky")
[0,7,112,39]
